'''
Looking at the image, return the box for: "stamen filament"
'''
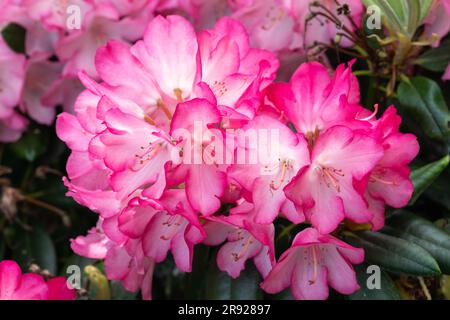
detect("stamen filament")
[309,246,319,285]
[370,174,397,185]
[270,161,288,190]
[157,99,173,120]
[231,235,254,261]
[358,104,379,121]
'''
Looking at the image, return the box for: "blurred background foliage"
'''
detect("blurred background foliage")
[0,0,450,300]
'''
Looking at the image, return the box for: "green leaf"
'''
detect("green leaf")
[418,0,433,23]
[409,155,450,205]
[362,0,425,37]
[415,39,450,72]
[1,23,25,53]
[12,225,57,274]
[205,263,263,300]
[348,264,401,300]
[384,210,450,274]
[347,231,441,276]
[424,167,450,211]
[10,130,48,162]
[397,77,450,142]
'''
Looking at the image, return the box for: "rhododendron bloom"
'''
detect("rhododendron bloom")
[71,223,155,300]
[261,228,364,300]
[229,115,309,224]
[285,126,384,234]
[363,107,419,230]
[126,190,205,272]
[267,61,363,142]
[0,260,76,300]
[170,98,228,215]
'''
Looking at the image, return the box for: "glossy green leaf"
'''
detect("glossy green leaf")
[10,130,48,162]
[12,225,57,274]
[424,167,450,211]
[415,39,450,72]
[348,264,401,300]
[1,23,25,53]
[409,155,450,205]
[398,77,450,142]
[347,231,440,276]
[384,210,450,273]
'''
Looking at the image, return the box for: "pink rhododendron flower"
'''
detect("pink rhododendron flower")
[0,260,76,300]
[285,125,384,234]
[261,228,364,300]
[71,222,155,300]
[229,115,309,224]
[267,61,362,140]
[363,107,419,230]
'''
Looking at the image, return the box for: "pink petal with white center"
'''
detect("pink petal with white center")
[198,33,240,85]
[186,164,227,216]
[134,15,199,100]
[95,40,160,106]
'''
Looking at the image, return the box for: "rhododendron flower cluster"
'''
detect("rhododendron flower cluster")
[56,14,419,300]
[0,0,367,142]
[0,0,158,141]
[0,260,76,300]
